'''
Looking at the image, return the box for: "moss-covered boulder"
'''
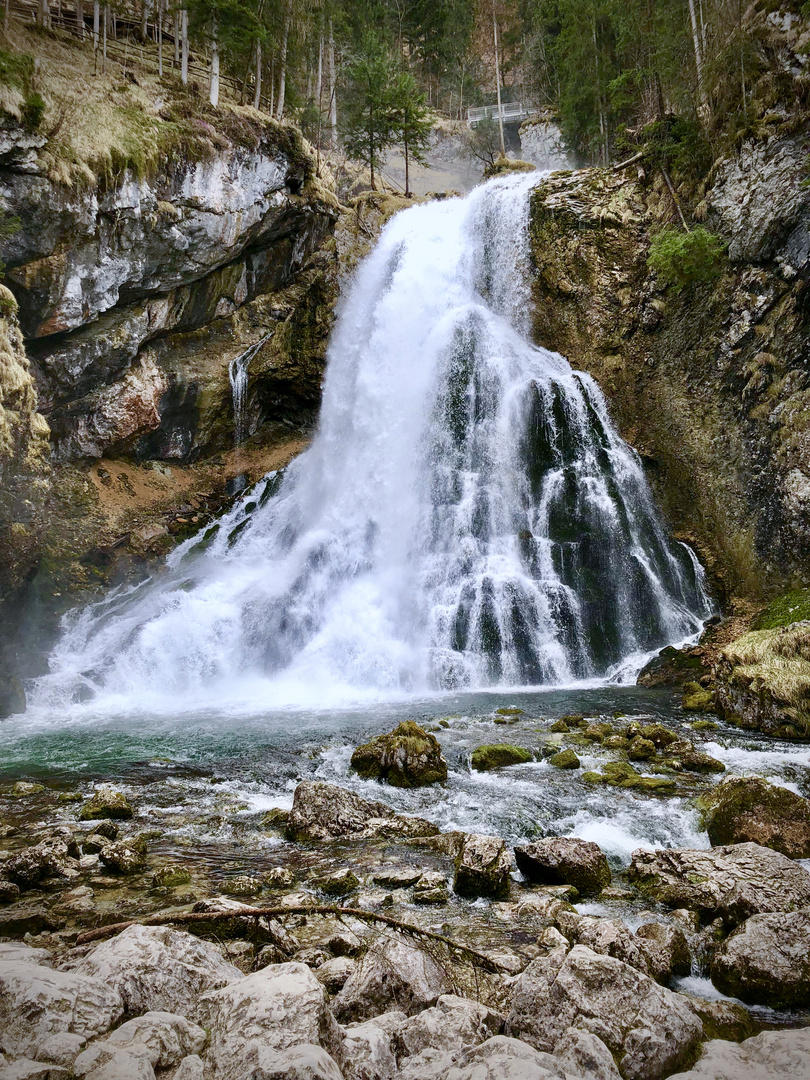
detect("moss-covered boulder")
[664,739,725,774]
[471,744,532,771]
[628,737,656,761]
[350,721,447,787]
[714,621,810,737]
[682,682,716,712]
[79,788,134,820]
[640,724,679,748]
[637,645,708,687]
[584,762,677,793]
[698,776,810,858]
[549,748,580,769]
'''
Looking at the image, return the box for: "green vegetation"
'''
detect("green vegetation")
[647,226,727,292]
[752,588,810,630]
[471,743,533,770]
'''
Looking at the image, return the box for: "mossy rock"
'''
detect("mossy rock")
[689,719,718,732]
[640,723,679,748]
[682,682,716,712]
[549,748,580,769]
[637,645,706,687]
[350,720,448,787]
[496,707,523,716]
[559,714,586,726]
[628,737,657,761]
[152,865,192,888]
[603,735,629,750]
[471,744,533,771]
[751,588,810,630]
[484,156,536,179]
[583,723,611,742]
[79,788,134,820]
[321,869,360,896]
[697,776,810,858]
[549,719,570,733]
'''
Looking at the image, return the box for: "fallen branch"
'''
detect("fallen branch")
[611,150,645,172]
[660,167,690,232]
[74,905,511,972]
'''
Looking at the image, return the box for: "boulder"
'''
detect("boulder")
[29,1032,87,1069]
[710,907,810,1007]
[396,1033,613,1080]
[95,1011,206,1068]
[316,957,357,993]
[173,1058,205,1080]
[453,834,512,900]
[0,943,123,1058]
[506,944,702,1080]
[627,842,810,924]
[371,867,422,889]
[350,722,448,787]
[628,738,656,761]
[286,782,439,843]
[0,1060,70,1079]
[663,739,724,773]
[4,840,80,890]
[515,837,611,896]
[470,745,532,771]
[0,879,19,904]
[196,963,343,1080]
[71,925,241,1016]
[548,748,580,769]
[249,1044,345,1080]
[555,1027,622,1080]
[667,1028,810,1080]
[342,1019,398,1080]
[333,933,451,1023]
[79,789,133,821]
[395,994,503,1059]
[412,871,449,905]
[320,869,360,896]
[563,915,649,973]
[633,922,691,984]
[98,840,145,875]
[698,776,810,858]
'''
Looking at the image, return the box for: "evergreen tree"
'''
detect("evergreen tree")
[388,69,432,196]
[341,33,399,189]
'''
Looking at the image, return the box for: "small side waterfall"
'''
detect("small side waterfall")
[31,173,711,712]
[227,337,268,450]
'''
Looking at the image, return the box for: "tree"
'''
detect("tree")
[388,69,431,196]
[341,33,399,189]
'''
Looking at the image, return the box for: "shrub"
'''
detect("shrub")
[21,92,45,131]
[647,225,727,291]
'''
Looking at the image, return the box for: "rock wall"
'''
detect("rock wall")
[527,138,810,602]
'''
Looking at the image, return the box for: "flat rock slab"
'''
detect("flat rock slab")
[710,907,810,1007]
[627,842,810,923]
[286,782,439,842]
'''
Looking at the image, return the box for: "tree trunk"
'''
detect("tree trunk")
[253,38,262,110]
[173,10,179,68]
[37,0,50,29]
[180,8,188,86]
[328,23,337,147]
[209,16,220,107]
[93,0,99,66]
[102,3,107,74]
[276,11,290,120]
[157,0,163,76]
[492,0,505,157]
[404,135,410,197]
[76,0,84,35]
[688,0,706,107]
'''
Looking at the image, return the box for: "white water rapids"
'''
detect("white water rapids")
[31,173,711,714]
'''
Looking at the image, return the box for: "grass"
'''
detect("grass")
[724,622,810,731]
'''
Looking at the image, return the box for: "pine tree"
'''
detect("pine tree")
[341,33,399,189]
[388,69,431,197]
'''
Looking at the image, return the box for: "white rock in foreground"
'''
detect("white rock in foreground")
[668,1028,810,1080]
[333,933,450,1023]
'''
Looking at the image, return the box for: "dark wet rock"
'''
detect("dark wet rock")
[253,944,290,968]
[79,789,133,821]
[0,902,64,936]
[333,932,451,1023]
[637,645,708,688]
[470,744,532,771]
[92,821,119,840]
[710,907,810,1008]
[698,776,810,858]
[506,943,702,1080]
[583,723,612,742]
[549,720,570,733]
[633,922,691,985]
[627,842,810,924]
[667,1028,810,1080]
[261,808,291,831]
[326,930,363,957]
[350,721,448,787]
[662,739,724,774]
[515,838,611,896]
[286,782,439,843]
[5,839,80,889]
[371,867,422,889]
[316,956,357,993]
[0,879,20,904]
[412,871,449,905]
[453,834,511,900]
[548,748,580,769]
[196,962,344,1079]
[71,925,242,1016]
[295,947,332,969]
[0,674,26,718]
[320,869,360,897]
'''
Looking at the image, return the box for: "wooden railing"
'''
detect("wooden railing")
[467,102,533,127]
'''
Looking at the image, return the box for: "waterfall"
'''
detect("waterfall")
[227,337,268,450]
[31,173,711,713]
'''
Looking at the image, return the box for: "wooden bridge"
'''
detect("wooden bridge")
[467,103,532,128]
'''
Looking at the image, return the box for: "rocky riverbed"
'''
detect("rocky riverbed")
[1,690,809,1079]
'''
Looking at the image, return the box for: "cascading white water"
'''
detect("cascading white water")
[227,336,268,450]
[31,173,711,713]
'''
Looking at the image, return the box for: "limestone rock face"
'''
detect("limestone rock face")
[633,922,691,985]
[350,722,447,787]
[332,933,451,1023]
[397,1033,616,1080]
[341,1019,399,1080]
[0,942,123,1058]
[515,837,611,896]
[453,834,512,899]
[699,776,810,857]
[195,963,343,1080]
[710,908,810,1007]
[285,781,439,842]
[70,925,242,1017]
[248,1044,345,1080]
[395,995,503,1060]
[667,1028,810,1080]
[627,842,810,924]
[73,1011,205,1074]
[506,944,702,1080]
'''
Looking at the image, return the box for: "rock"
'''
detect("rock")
[633,922,691,984]
[470,744,532,771]
[192,897,298,951]
[639,724,679,748]
[333,932,451,1022]
[555,1027,622,1080]
[0,1060,70,1079]
[342,1019,398,1080]
[98,840,145,875]
[710,907,810,1007]
[687,999,754,1042]
[564,915,649,973]
[248,1044,345,1080]
[395,994,503,1059]
[0,879,20,903]
[286,781,439,842]
[0,942,123,1058]
[667,1028,810,1080]
[196,962,344,1080]
[11,781,45,796]
[548,748,580,769]
[350,722,448,787]
[0,901,63,936]
[173,1057,205,1080]
[412,871,449,905]
[396,1033,603,1080]
[327,930,363,957]
[316,956,357,993]
[627,842,810,924]
[77,1012,205,1071]
[72,1042,157,1079]
[506,944,702,1080]
[261,808,291,831]
[698,776,810,858]
[30,1032,87,1069]
[515,837,611,896]
[71,925,242,1016]
[582,762,677,792]
[681,683,715,712]
[371,867,422,889]
[0,673,26,717]
[263,866,295,889]
[92,821,119,840]
[320,869,360,896]
[663,738,724,773]
[628,737,656,761]
[453,834,512,900]
[295,947,332,969]
[637,646,708,688]
[4,839,80,889]
[79,789,133,821]
[151,865,192,888]
[582,722,612,742]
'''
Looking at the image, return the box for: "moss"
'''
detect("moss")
[690,719,718,731]
[697,776,810,856]
[484,155,536,179]
[752,588,810,630]
[350,720,447,787]
[682,682,716,712]
[549,748,580,769]
[496,706,524,715]
[718,623,810,736]
[471,743,533,771]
